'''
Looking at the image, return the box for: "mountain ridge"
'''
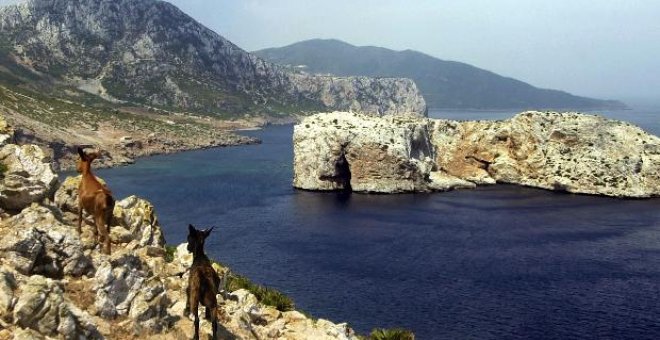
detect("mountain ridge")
[0,0,426,117]
[255,39,627,111]
[0,0,425,169]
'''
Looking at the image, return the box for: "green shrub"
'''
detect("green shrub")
[225,273,295,312]
[367,328,415,340]
[164,245,177,263]
[0,163,7,176]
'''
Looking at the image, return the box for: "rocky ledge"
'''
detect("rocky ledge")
[0,120,369,339]
[293,111,660,197]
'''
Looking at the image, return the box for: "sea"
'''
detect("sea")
[94,106,660,339]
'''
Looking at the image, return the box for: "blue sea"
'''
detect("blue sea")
[95,107,660,339]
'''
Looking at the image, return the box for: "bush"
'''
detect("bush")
[164,245,177,263]
[0,163,7,177]
[367,328,415,340]
[225,273,295,312]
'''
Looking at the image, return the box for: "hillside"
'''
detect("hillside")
[255,39,627,111]
[0,0,425,169]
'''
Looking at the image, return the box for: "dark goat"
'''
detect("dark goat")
[76,147,114,255]
[187,224,220,340]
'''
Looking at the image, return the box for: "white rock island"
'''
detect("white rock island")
[293,111,660,197]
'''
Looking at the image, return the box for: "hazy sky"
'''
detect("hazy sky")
[162,0,659,102]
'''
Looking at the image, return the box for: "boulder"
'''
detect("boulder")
[12,275,99,338]
[114,195,165,249]
[0,144,58,211]
[93,253,172,332]
[0,204,93,278]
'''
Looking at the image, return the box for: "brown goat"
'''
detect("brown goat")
[76,147,114,255]
[187,224,220,340]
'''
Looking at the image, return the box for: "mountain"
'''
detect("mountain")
[255,39,627,111]
[0,0,426,117]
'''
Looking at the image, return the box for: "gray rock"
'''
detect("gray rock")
[114,195,165,249]
[0,204,93,278]
[93,254,146,318]
[93,254,172,331]
[0,144,58,211]
[12,275,99,338]
[128,278,171,332]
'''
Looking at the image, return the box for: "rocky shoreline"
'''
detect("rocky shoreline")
[2,108,263,172]
[1,116,407,338]
[293,111,660,198]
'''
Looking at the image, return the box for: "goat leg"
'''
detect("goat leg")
[77,205,83,234]
[95,215,111,255]
[189,280,200,340]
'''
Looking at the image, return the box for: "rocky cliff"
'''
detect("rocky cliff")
[0,0,426,117]
[293,111,660,197]
[0,118,368,339]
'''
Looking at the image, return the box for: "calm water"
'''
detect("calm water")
[95,108,660,339]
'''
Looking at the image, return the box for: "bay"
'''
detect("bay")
[95,107,660,339]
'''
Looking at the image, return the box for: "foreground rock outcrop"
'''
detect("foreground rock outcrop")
[294,111,660,197]
[0,119,365,339]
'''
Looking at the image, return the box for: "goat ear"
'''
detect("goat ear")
[188,224,196,234]
[88,151,98,161]
[77,147,86,159]
[203,227,214,237]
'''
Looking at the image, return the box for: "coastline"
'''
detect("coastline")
[51,115,304,172]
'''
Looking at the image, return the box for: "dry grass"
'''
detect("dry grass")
[64,279,96,309]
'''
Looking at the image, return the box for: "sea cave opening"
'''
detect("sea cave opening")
[335,152,352,192]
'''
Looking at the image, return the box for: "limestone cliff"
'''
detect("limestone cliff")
[293,111,660,197]
[0,0,426,117]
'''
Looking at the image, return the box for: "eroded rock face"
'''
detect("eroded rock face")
[432,112,660,197]
[294,112,439,193]
[0,204,93,278]
[0,144,58,211]
[294,111,660,197]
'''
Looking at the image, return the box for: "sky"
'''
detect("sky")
[161,0,660,103]
[1,0,657,102]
